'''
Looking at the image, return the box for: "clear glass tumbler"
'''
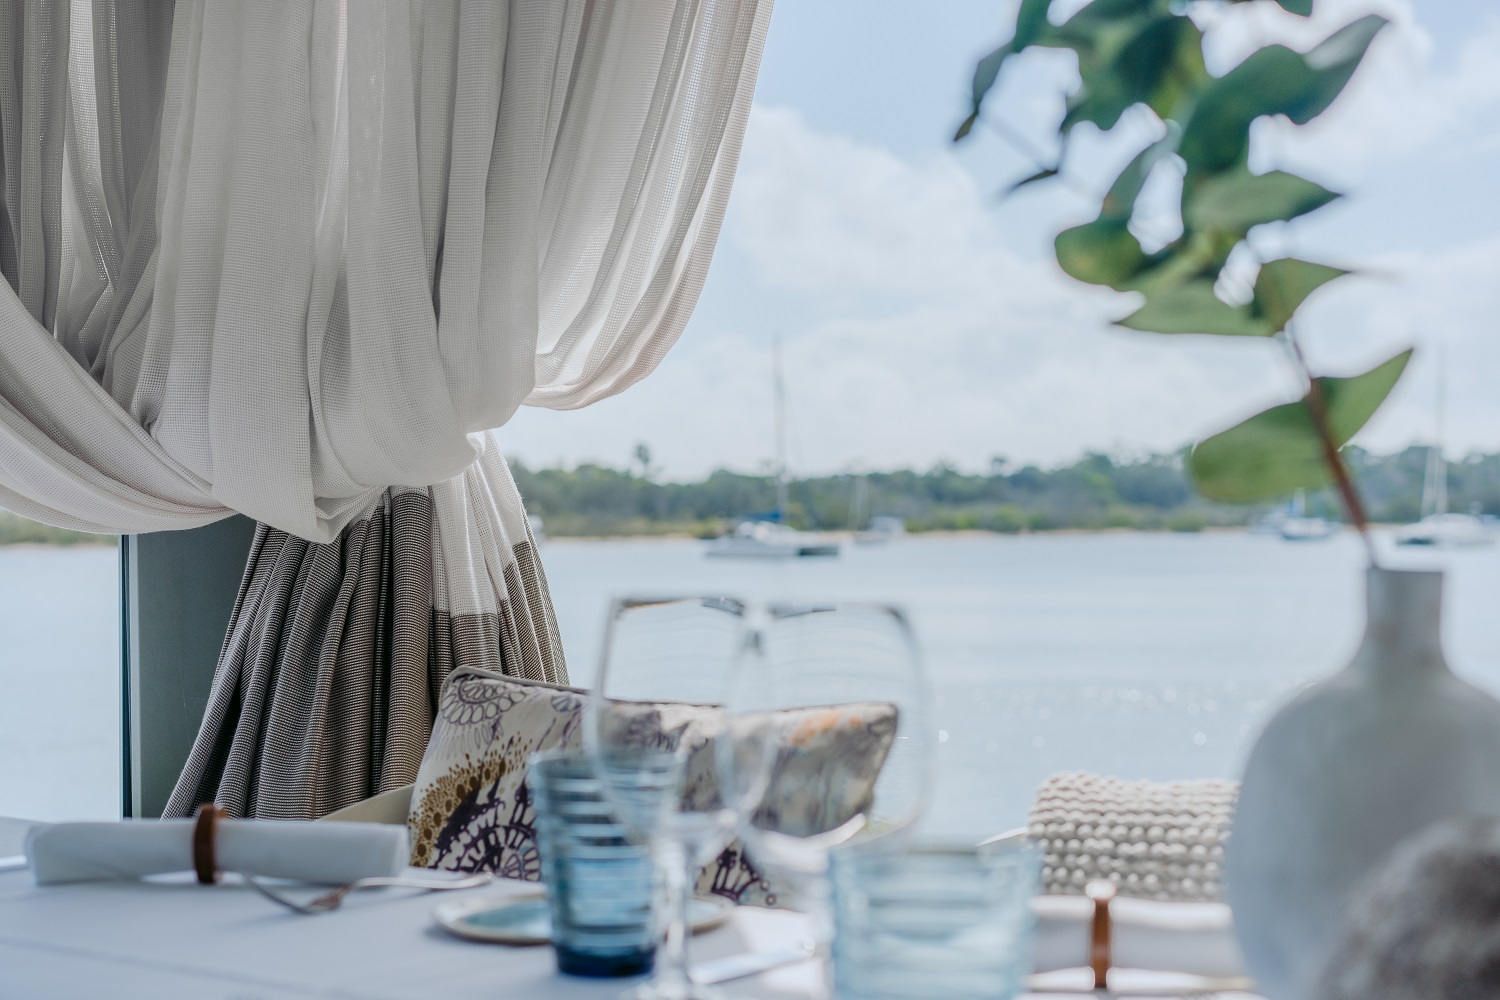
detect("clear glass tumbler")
[828,841,1041,1000]
[530,748,659,978]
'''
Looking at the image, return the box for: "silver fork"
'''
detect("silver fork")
[242,871,494,914]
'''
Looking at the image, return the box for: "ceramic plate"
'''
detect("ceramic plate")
[433,892,732,946]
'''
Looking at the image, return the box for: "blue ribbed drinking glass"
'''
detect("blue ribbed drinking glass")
[529,748,659,977]
[829,841,1041,1000]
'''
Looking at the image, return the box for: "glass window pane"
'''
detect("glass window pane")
[0,520,119,821]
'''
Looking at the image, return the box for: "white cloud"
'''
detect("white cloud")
[1304,231,1500,458]
[731,109,1003,300]
[504,7,1500,480]
[506,105,1296,478]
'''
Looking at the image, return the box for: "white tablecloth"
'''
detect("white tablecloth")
[0,821,1263,1000]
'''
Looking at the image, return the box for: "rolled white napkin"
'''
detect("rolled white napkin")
[25,819,410,886]
[1033,894,1246,978]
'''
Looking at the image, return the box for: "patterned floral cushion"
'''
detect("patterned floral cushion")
[408,666,897,907]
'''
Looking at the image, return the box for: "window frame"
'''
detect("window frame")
[119,516,256,817]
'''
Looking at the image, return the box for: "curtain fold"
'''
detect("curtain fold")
[0,0,771,818]
[165,438,564,819]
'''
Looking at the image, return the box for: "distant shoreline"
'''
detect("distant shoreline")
[536,525,1269,543]
[0,523,1400,548]
[0,538,116,550]
[4,442,1466,547]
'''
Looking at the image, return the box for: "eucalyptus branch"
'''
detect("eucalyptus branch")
[962,2,1397,528]
[1282,328,1380,566]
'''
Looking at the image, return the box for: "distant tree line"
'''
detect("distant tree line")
[3,444,1493,544]
[0,511,116,546]
[511,445,1500,538]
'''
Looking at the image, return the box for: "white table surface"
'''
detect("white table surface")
[1,821,1264,1000]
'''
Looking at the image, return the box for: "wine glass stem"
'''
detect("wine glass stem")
[654,841,695,990]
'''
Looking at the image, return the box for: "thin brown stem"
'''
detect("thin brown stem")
[1283,330,1380,567]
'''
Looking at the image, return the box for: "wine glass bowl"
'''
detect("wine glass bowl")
[585,596,751,1000]
[720,602,933,900]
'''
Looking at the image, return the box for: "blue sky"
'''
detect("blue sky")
[501,0,1500,479]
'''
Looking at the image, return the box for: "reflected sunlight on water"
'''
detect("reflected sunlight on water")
[5,532,1499,833]
[542,531,1500,837]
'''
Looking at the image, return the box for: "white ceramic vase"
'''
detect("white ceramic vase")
[1226,566,1500,1000]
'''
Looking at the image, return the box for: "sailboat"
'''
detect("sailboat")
[1394,447,1493,547]
[1395,348,1493,548]
[705,337,840,559]
[1278,490,1338,542]
[856,515,907,546]
[848,474,905,545]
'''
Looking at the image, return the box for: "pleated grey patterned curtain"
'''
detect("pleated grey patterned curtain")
[0,0,771,818]
[163,441,567,819]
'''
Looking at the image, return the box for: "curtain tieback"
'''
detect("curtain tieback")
[1087,879,1117,989]
[193,803,227,884]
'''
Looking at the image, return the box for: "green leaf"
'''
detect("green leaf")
[1276,0,1313,14]
[1185,169,1340,233]
[1179,15,1387,179]
[1062,12,1205,134]
[1004,167,1060,196]
[1100,130,1180,221]
[1115,14,1207,123]
[1282,14,1387,124]
[1126,225,1242,295]
[1055,218,1153,290]
[955,0,1055,141]
[957,46,1009,141]
[1050,0,1163,51]
[1190,348,1411,502]
[1013,0,1055,48]
[1252,258,1349,332]
[1118,280,1270,336]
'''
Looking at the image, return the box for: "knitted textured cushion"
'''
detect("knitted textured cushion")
[1029,772,1238,902]
[408,666,897,907]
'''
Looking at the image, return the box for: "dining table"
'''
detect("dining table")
[0,818,1264,1000]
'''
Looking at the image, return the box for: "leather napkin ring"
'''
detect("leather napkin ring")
[194,803,227,885]
[1085,879,1117,990]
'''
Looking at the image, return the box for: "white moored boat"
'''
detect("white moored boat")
[855,515,907,546]
[1396,354,1493,548]
[705,519,840,559]
[1272,491,1338,542]
[706,334,841,560]
[1395,512,1494,548]
[1280,515,1338,542]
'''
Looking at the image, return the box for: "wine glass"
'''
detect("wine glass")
[585,596,751,1000]
[718,602,933,933]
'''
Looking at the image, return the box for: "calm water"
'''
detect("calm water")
[5,533,1500,833]
[0,546,121,821]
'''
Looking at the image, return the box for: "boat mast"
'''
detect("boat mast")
[773,334,789,518]
[1421,341,1449,519]
[851,474,868,530]
[1435,340,1448,516]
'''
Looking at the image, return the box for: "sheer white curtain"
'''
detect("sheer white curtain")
[0,0,771,817]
